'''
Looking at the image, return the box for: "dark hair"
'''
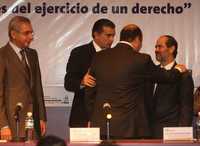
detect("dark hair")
[37,135,66,146]
[8,16,31,39]
[163,35,178,58]
[120,24,142,42]
[92,18,115,38]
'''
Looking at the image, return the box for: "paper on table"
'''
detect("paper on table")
[70,128,100,142]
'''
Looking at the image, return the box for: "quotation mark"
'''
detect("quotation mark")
[184,3,192,9]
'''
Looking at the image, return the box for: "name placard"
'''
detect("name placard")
[70,128,100,142]
[163,127,193,141]
[0,140,7,143]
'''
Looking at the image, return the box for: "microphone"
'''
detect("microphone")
[103,102,112,120]
[14,102,23,120]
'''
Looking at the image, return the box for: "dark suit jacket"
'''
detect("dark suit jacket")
[152,63,194,138]
[85,43,181,139]
[64,41,96,127]
[0,43,46,138]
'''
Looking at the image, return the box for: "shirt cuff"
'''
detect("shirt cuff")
[80,85,85,89]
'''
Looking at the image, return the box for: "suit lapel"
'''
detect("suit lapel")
[6,44,29,79]
[171,62,177,70]
[6,44,32,87]
[88,42,96,57]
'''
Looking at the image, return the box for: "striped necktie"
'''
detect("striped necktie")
[20,49,31,81]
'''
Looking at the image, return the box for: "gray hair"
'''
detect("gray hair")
[8,16,31,39]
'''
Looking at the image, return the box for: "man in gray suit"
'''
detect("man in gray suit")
[85,24,186,139]
[0,16,46,140]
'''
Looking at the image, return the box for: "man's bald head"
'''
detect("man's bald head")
[120,24,143,51]
[120,24,142,43]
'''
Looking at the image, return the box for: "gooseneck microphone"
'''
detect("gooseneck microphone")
[14,102,23,120]
[103,102,112,120]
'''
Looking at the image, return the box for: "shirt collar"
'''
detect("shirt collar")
[161,61,175,70]
[119,41,133,48]
[9,41,22,57]
[93,40,104,52]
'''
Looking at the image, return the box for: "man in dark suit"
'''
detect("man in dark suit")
[0,16,46,140]
[85,24,186,139]
[151,35,194,138]
[64,19,115,127]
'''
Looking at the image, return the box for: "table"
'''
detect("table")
[69,140,200,146]
[1,140,200,146]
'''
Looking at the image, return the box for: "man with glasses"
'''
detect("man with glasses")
[0,16,46,140]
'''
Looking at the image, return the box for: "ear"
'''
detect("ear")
[93,32,99,39]
[10,30,17,40]
[131,37,140,46]
[169,46,175,54]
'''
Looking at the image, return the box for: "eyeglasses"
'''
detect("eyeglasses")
[15,30,34,36]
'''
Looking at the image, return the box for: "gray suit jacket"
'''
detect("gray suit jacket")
[0,43,46,138]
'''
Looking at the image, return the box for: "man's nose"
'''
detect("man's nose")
[155,46,160,52]
[29,33,34,40]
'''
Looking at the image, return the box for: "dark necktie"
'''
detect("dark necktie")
[154,65,164,96]
[20,49,31,81]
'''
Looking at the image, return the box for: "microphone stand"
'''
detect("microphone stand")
[106,114,112,140]
[106,119,110,140]
[103,103,112,141]
[12,111,20,141]
[12,110,25,142]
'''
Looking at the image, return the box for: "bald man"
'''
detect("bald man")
[85,24,186,139]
